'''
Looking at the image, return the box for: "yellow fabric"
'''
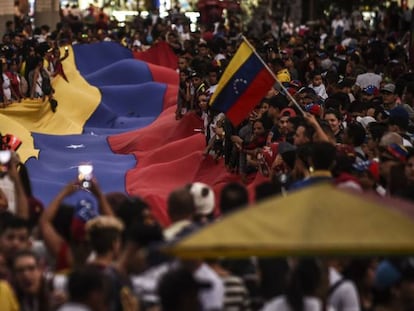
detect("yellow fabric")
[276,68,291,83]
[0,281,19,311]
[20,61,26,77]
[0,46,101,163]
[209,41,253,105]
[0,114,38,161]
[167,184,414,258]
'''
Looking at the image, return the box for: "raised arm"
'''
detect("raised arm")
[89,179,113,216]
[59,48,69,62]
[29,69,39,99]
[303,112,331,143]
[8,152,29,219]
[39,182,78,257]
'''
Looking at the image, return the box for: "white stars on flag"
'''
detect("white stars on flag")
[66,144,85,149]
[233,78,248,95]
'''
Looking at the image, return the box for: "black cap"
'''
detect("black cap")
[190,71,202,78]
[158,267,211,309]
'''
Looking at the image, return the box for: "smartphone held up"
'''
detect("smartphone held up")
[78,163,93,189]
[0,150,11,177]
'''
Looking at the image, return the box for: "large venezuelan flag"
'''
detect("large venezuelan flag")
[209,39,275,126]
[1,42,273,226]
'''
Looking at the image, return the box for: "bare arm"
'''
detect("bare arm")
[59,49,69,62]
[89,179,113,216]
[39,182,78,257]
[304,112,331,143]
[30,69,39,98]
[9,78,20,102]
[8,152,29,219]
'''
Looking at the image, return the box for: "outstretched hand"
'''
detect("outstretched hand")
[61,180,80,197]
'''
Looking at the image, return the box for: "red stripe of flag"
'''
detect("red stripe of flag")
[226,68,275,125]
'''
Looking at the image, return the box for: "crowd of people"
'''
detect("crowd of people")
[1,1,414,311]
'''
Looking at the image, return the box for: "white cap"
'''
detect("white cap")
[189,182,215,216]
[356,116,376,129]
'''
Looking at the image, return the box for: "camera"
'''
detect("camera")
[1,134,22,151]
[78,164,93,189]
[64,46,69,52]
[0,150,11,177]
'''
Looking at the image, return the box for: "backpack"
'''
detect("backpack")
[104,265,130,311]
[40,70,53,95]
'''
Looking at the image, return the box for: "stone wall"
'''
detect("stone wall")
[0,0,60,35]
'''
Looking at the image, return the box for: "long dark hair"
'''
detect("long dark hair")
[286,258,322,311]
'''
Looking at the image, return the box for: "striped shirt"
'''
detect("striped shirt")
[222,275,251,311]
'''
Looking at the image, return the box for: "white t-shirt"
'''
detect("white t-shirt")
[0,175,15,213]
[328,267,360,311]
[355,72,382,89]
[309,83,328,100]
[331,19,344,35]
[2,73,12,100]
[195,263,225,311]
[132,262,224,311]
[262,296,322,311]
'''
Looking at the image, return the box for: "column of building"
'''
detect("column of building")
[35,0,60,29]
[0,0,15,35]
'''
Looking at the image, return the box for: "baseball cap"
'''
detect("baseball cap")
[280,107,297,118]
[352,160,380,181]
[189,182,215,216]
[305,103,321,116]
[389,106,409,130]
[382,143,408,163]
[380,83,396,94]
[289,80,302,89]
[190,71,202,78]
[356,116,376,129]
[362,85,379,96]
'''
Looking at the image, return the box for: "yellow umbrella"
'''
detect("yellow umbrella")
[166,183,414,259]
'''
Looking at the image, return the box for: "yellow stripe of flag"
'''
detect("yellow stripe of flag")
[209,41,253,105]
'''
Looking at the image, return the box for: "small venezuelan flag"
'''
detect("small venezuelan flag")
[209,38,275,126]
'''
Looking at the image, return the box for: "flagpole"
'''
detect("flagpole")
[241,36,305,115]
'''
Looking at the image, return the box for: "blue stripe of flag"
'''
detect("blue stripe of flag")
[211,54,265,112]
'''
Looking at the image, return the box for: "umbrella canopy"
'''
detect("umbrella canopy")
[166,183,414,259]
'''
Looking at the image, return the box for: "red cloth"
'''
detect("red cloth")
[5,71,21,98]
[56,242,70,271]
[247,173,271,203]
[53,61,69,82]
[133,41,178,71]
[108,109,242,226]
